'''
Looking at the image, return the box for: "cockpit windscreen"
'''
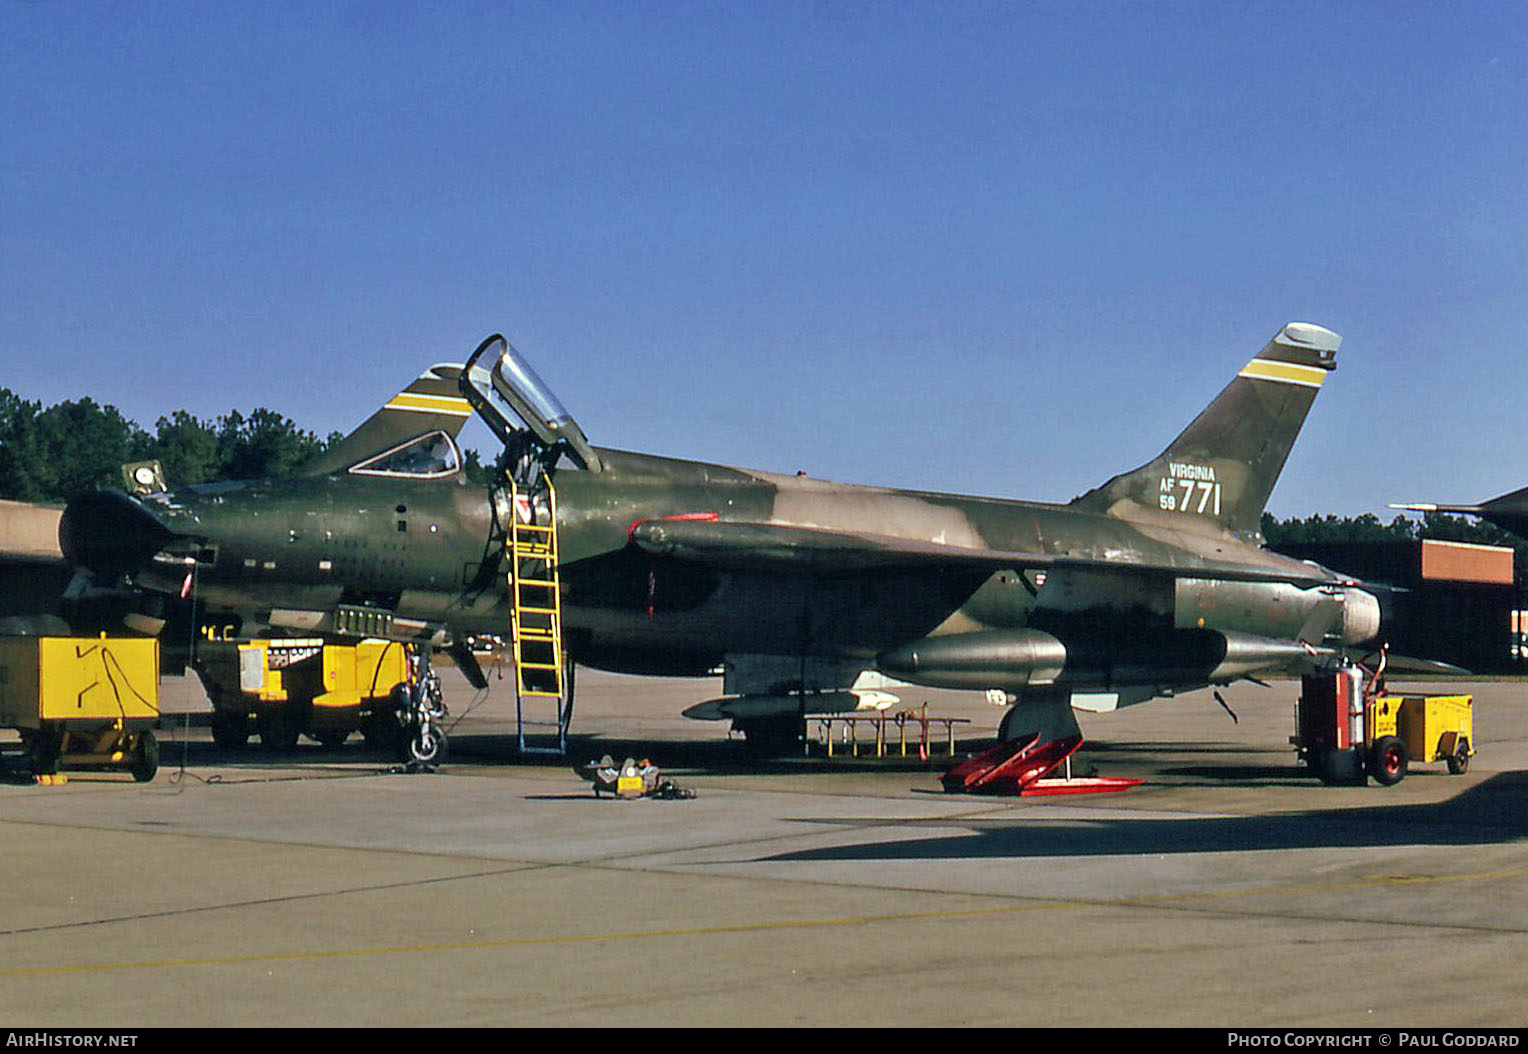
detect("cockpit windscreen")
[349,430,462,479]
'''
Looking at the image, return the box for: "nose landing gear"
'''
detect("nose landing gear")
[395,646,449,769]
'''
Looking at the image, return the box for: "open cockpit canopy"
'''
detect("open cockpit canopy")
[459,335,603,472]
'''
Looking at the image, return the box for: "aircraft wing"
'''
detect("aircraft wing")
[1377,653,1474,678]
[0,500,65,565]
[628,518,1340,587]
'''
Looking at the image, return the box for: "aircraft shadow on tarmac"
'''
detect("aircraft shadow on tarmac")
[762,772,1528,862]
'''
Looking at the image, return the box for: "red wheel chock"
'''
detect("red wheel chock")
[940,733,1141,796]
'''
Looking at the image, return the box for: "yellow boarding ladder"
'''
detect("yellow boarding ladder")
[507,475,571,754]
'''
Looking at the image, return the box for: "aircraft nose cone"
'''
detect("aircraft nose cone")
[59,490,179,577]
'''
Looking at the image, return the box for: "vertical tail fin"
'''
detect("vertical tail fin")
[1069,322,1339,541]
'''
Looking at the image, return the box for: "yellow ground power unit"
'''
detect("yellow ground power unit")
[199,638,410,750]
[0,636,161,781]
[1369,693,1474,778]
[1295,666,1473,787]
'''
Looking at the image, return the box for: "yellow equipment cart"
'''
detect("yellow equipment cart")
[0,636,161,781]
[197,638,409,750]
[1368,693,1474,784]
[1295,667,1473,786]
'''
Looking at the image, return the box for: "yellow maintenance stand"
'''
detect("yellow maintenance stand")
[0,636,161,781]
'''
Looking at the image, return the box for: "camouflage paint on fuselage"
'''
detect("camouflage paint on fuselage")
[60,322,1379,713]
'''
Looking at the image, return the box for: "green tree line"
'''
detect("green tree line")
[1260,510,1522,549]
[1261,510,1528,579]
[0,388,339,503]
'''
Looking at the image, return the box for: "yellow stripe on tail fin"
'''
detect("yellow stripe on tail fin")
[305,364,470,476]
[1069,322,1340,541]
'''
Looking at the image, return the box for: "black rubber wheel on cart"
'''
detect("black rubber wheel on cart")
[131,732,159,783]
[210,710,251,750]
[1369,736,1408,786]
[259,709,302,752]
[1447,739,1471,775]
[22,729,61,776]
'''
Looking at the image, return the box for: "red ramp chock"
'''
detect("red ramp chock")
[940,734,1141,797]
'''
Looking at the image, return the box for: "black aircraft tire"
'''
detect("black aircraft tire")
[1369,736,1408,786]
[401,726,447,766]
[738,717,803,757]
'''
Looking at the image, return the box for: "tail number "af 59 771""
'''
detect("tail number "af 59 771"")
[1159,464,1222,516]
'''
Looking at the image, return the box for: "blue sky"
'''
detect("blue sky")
[3,2,1526,518]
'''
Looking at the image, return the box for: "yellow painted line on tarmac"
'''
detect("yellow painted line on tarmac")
[4,866,1525,979]
[1114,864,1528,909]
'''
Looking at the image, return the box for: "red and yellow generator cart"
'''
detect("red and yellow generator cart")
[1294,666,1473,786]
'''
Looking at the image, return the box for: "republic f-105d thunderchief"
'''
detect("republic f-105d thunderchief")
[59,322,1380,760]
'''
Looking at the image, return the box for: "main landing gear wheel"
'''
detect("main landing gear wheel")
[736,716,804,757]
